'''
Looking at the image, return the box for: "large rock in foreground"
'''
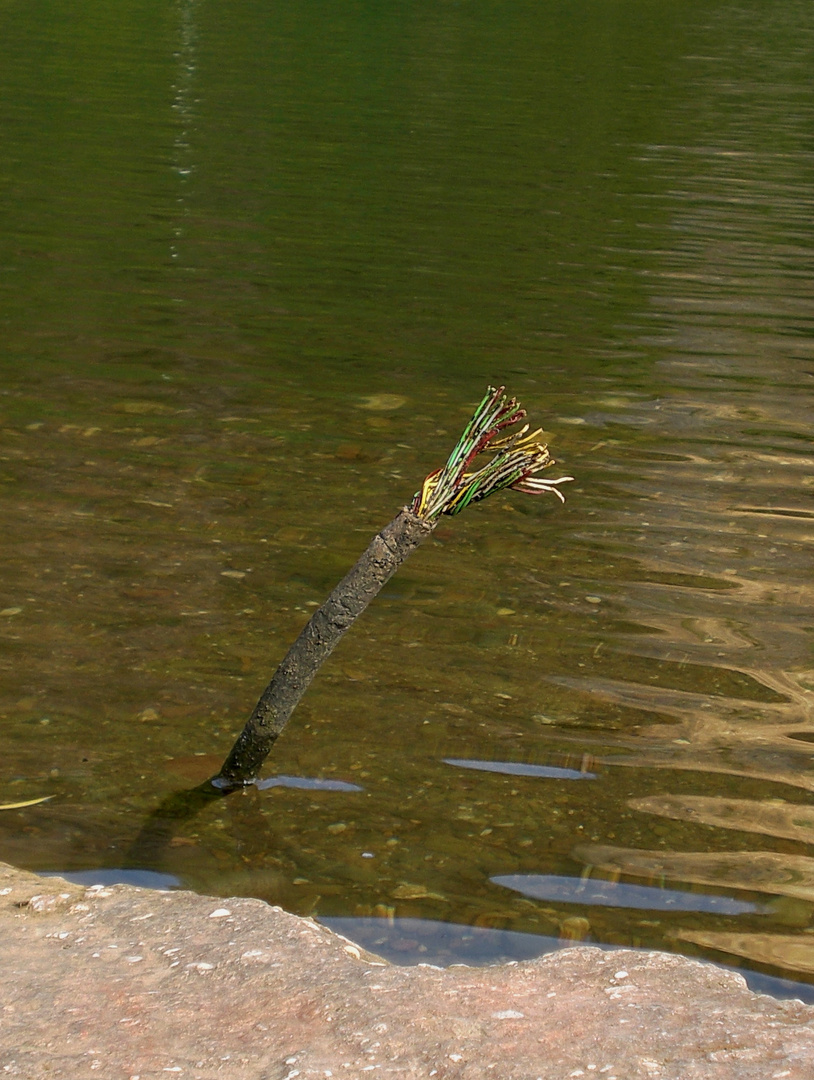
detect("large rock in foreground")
[1,861,813,1079]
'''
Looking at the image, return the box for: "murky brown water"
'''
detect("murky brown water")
[1,0,813,992]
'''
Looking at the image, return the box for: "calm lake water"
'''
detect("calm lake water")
[2,0,813,991]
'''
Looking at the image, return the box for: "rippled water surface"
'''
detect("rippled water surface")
[1,0,813,990]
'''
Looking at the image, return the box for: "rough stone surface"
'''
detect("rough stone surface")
[2,861,813,1079]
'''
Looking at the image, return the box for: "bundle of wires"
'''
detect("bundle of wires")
[411,385,573,521]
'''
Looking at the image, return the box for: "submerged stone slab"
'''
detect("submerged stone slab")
[1,861,813,1079]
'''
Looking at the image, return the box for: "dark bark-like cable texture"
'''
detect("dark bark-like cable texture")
[210,386,571,793]
[211,508,434,791]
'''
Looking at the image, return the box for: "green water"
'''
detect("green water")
[2,0,814,987]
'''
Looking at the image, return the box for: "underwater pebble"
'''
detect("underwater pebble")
[559,917,591,941]
[391,883,445,901]
[357,394,407,411]
[114,400,174,415]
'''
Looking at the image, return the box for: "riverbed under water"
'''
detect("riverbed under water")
[1,0,813,993]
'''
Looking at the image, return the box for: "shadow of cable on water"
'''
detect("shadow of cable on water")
[123,774,364,873]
